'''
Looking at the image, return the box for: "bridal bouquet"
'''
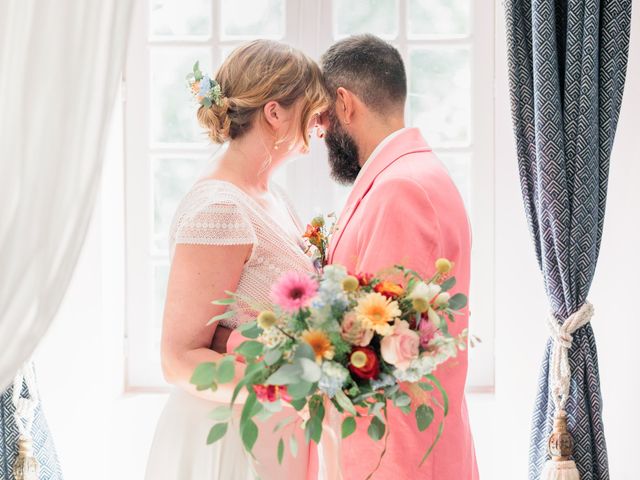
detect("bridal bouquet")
[191,218,468,471]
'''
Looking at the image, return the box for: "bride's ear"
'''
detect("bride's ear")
[262,100,283,132]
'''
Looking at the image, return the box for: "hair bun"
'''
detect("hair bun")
[197,97,231,144]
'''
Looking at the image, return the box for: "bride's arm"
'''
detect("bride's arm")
[160,242,252,404]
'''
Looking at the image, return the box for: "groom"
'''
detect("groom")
[317,35,478,479]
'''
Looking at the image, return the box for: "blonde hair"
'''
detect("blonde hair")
[197,40,328,150]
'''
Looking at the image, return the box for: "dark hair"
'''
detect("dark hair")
[320,34,407,113]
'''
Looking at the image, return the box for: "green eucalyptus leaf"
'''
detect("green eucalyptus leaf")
[273,415,296,433]
[216,355,235,384]
[426,374,449,416]
[367,416,385,441]
[294,343,315,361]
[212,297,235,306]
[419,421,445,466]
[440,277,456,292]
[241,392,258,425]
[334,389,357,416]
[299,358,322,383]
[238,322,262,339]
[289,435,299,458]
[290,398,307,411]
[190,362,216,387]
[207,423,228,444]
[264,349,282,366]
[287,380,313,399]
[234,341,264,360]
[266,364,302,385]
[393,392,411,408]
[447,293,468,311]
[415,404,435,432]
[341,416,357,439]
[207,310,235,325]
[277,438,284,465]
[209,405,232,422]
[241,419,259,452]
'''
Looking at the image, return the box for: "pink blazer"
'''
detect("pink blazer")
[324,128,478,479]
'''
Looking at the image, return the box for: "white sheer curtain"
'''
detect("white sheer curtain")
[0,0,134,391]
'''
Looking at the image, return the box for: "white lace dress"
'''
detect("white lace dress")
[145,180,316,480]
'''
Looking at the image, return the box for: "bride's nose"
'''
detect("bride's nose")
[312,112,328,139]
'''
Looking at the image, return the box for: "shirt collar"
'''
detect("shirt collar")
[354,127,410,184]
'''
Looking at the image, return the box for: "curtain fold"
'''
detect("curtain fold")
[504,0,632,479]
[0,0,134,476]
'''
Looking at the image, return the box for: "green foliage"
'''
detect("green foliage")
[367,416,385,441]
[415,404,435,432]
[216,355,235,384]
[342,416,357,439]
[234,341,264,361]
[207,423,228,444]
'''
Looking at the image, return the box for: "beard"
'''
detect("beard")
[324,109,361,185]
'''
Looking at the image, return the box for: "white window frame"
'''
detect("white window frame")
[123,0,495,393]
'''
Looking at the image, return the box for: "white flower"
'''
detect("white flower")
[427,308,441,327]
[434,292,451,307]
[322,265,348,285]
[409,282,441,302]
[318,361,349,398]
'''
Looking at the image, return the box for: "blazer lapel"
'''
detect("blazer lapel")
[328,128,431,263]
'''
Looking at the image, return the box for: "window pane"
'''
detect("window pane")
[407,0,470,37]
[409,47,471,146]
[151,263,170,359]
[150,0,211,38]
[221,0,285,39]
[333,0,398,38]
[152,156,210,252]
[438,153,471,207]
[150,48,211,144]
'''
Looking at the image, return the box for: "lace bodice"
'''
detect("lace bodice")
[169,179,315,328]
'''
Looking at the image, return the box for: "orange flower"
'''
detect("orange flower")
[303,224,324,246]
[302,329,335,362]
[374,281,404,299]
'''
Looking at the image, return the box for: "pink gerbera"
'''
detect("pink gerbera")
[270,271,318,312]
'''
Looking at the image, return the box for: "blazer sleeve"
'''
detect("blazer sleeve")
[354,177,442,277]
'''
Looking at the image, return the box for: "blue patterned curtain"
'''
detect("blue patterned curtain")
[0,379,62,479]
[504,0,632,479]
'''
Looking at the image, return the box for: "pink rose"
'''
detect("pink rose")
[418,317,438,349]
[380,320,420,369]
[341,312,374,347]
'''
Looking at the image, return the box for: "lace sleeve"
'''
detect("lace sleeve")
[174,200,256,247]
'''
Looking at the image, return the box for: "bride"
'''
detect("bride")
[145,40,328,480]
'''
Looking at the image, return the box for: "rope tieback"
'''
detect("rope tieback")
[541,301,594,480]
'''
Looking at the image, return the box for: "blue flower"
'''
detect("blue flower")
[198,75,212,97]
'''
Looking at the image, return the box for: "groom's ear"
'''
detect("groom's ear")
[336,87,355,125]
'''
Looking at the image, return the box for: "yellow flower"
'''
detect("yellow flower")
[341,275,360,292]
[302,329,335,362]
[355,292,401,336]
[257,311,277,329]
[435,258,453,274]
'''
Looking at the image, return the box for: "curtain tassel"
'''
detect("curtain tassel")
[13,436,40,480]
[541,412,579,480]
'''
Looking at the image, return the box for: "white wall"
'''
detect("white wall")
[31,2,640,479]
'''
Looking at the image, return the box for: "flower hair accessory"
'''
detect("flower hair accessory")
[186,61,224,109]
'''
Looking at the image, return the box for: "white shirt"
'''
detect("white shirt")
[354,127,410,185]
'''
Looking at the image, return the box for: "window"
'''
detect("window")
[124,0,494,391]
